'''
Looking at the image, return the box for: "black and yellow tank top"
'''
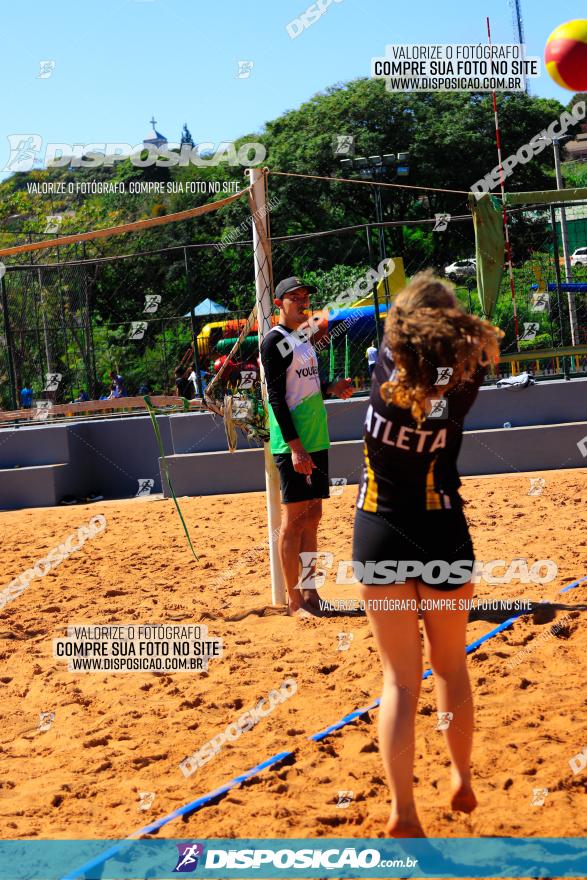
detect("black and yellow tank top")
[357,344,485,516]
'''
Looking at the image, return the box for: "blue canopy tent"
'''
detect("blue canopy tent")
[327,303,391,341]
[184,298,229,318]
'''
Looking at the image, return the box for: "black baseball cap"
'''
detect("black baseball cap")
[274,276,317,299]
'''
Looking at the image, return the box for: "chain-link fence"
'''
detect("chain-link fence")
[1,185,586,412]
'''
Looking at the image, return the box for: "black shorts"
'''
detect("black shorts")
[274,449,330,504]
[352,506,475,591]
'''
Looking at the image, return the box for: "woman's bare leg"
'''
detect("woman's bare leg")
[418,581,477,813]
[360,580,425,836]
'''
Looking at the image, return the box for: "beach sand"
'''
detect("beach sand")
[0,468,585,840]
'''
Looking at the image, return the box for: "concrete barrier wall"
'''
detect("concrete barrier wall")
[0,423,71,468]
[467,377,587,429]
[0,378,585,509]
[161,421,587,498]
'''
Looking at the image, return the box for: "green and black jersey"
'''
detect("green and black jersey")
[260,324,330,455]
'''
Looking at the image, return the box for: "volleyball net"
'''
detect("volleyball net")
[1,171,587,418]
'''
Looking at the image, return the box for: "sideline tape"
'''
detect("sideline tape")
[66,575,585,878]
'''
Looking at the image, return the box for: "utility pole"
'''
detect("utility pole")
[553,137,579,346]
[340,151,409,321]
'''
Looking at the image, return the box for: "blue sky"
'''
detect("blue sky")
[0,0,582,174]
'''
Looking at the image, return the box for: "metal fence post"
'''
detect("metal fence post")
[0,274,18,409]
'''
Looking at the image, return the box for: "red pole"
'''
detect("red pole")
[487,16,520,349]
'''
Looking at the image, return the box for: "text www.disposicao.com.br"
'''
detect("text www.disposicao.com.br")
[69,657,204,672]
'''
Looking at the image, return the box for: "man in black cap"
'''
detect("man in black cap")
[260,276,353,616]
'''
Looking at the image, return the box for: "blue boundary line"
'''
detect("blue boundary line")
[65,575,586,879]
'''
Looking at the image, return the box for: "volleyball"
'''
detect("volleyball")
[544,19,587,91]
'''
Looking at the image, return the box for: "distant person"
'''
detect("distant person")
[20,384,33,408]
[175,366,195,400]
[75,390,89,402]
[186,367,206,397]
[366,341,378,378]
[108,370,126,399]
[188,368,208,396]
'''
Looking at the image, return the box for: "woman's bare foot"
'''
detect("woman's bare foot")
[450,781,477,814]
[385,813,426,838]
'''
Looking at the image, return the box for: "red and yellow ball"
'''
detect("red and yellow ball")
[545,19,587,91]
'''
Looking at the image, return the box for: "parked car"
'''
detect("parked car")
[570,247,587,268]
[444,258,477,281]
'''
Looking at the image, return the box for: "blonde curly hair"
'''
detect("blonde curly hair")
[380,270,503,425]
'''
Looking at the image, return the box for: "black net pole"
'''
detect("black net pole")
[1,274,18,409]
[161,318,169,393]
[374,185,391,310]
[82,245,98,399]
[550,204,566,348]
[184,247,203,399]
[366,224,383,345]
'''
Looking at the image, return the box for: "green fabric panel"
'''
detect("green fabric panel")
[468,193,505,318]
[504,187,587,206]
[268,392,330,455]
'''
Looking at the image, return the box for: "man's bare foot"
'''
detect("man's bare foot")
[287,591,325,617]
[450,782,477,814]
[385,817,427,838]
[301,589,323,611]
[290,606,314,618]
[287,601,325,618]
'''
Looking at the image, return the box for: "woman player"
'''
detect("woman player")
[353,271,502,837]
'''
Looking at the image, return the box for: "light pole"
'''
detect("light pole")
[538,135,579,346]
[340,152,409,332]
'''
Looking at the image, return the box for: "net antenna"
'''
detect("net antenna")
[248,167,286,605]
